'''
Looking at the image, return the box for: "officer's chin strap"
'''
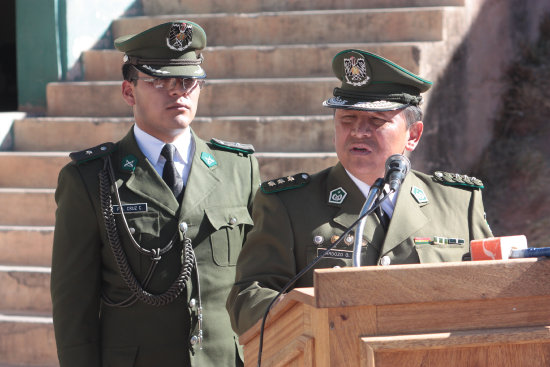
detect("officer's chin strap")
[98,156,197,307]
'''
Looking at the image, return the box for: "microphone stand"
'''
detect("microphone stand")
[352,178,385,267]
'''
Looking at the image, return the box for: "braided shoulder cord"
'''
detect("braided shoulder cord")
[98,156,195,306]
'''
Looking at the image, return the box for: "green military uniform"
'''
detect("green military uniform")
[227,164,492,335]
[226,49,493,336]
[51,21,261,367]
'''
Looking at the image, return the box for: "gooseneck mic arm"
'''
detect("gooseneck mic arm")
[352,154,411,267]
[352,178,385,267]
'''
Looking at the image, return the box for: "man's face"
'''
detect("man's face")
[121,71,201,142]
[333,108,423,185]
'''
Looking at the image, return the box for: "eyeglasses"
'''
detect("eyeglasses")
[132,77,205,92]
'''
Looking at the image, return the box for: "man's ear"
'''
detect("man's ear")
[405,121,423,152]
[121,80,136,106]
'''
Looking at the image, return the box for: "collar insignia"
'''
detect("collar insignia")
[328,187,347,205]
[411,186,428,204]
[201,152,217,168]
[121,155,138,172]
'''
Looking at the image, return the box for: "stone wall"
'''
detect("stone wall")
[413,0,550,175]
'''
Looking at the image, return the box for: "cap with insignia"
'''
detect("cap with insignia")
[323,49,432,111]
[114,20,207,78]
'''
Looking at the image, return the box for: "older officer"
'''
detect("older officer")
[227,49,493,335]
[51,20,260,366]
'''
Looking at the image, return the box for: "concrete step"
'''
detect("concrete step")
[12,116,334,153]
[0,226,53,267]
[83,43,421,80]
[46,78,336,117]
[0,153,69,188]
[0,189,56,226]
[144,0,464,15]
[0,266,51,313]
[0,151,337,189]
[112,8,447,47]
[0,313,57,367]
[12,118,132,152]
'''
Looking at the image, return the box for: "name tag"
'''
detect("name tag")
[112,203,148,214]
[317,248,353,260]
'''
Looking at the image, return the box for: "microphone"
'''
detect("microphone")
[385,154,411,192]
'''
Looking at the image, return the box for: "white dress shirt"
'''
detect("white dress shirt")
[133,124,194,185]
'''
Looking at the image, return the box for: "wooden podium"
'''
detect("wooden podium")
[239,258,550,367]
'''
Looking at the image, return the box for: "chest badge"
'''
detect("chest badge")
[201,152,217,168]
[328,187,347,205]
[121,155,138,172]
[411,186,428,204]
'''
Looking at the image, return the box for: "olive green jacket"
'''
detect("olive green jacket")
[227,163,493,335]
[51,128,260,367]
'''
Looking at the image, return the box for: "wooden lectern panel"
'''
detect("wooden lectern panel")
[361,326,550,367]
[240,259,550,367]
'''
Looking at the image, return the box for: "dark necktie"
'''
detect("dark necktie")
[161,144,184,200]
[375,206,390,232]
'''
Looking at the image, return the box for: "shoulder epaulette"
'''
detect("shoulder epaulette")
[69,142,116,164]
[432,171,484,189]
[260,173,310,194]
[210,138,255,155]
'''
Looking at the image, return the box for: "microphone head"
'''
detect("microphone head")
[385,154,411,176]
[384,154,411,191]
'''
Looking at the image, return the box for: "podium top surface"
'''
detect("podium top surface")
[307,258,550,308]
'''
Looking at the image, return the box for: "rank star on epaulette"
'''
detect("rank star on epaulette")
[210,138,255,155]
[260,173,310,194]
[70,142,116,164]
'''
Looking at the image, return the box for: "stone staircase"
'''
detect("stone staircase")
[0,0,468,365]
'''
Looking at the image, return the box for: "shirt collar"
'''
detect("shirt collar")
[344,169,398,218]
[133,124,193,165]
